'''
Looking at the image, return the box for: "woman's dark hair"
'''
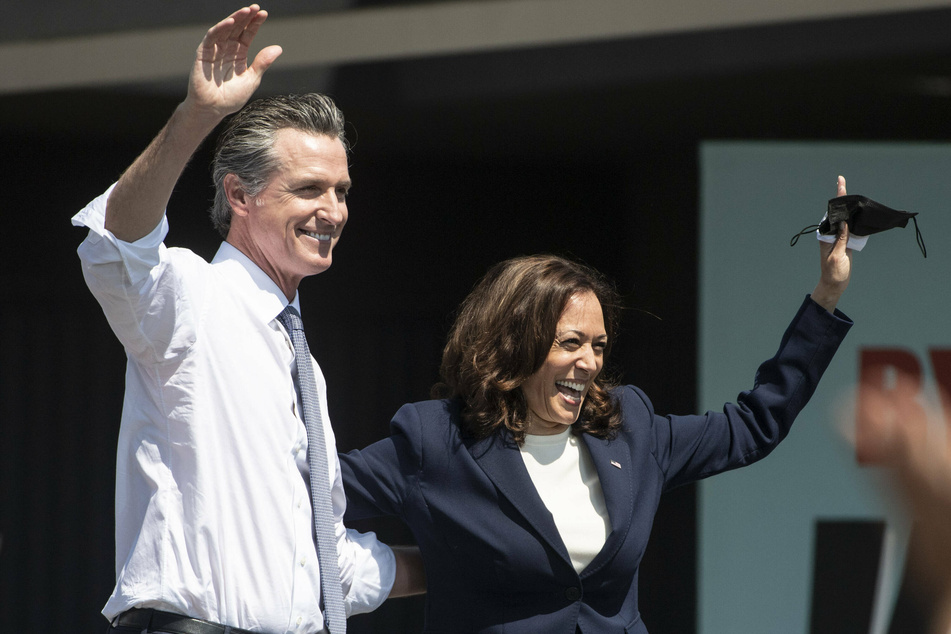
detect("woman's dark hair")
[437,254,623,444]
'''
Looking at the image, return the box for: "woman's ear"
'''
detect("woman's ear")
[223,173,252,217]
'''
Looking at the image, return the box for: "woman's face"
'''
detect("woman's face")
[522,290,607,435]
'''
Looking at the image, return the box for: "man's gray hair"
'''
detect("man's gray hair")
[210,93,348,238]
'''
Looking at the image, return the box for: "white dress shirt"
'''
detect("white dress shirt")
[73,185,395,633]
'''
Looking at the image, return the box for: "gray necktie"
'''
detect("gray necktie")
[277,306,347,634]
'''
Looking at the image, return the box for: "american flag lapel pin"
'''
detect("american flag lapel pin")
[610,460,622,469]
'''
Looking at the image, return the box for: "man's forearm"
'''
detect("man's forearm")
[105,101,221,242]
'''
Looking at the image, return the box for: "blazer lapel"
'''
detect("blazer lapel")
[467,432,572,565]
[581,433,635,573]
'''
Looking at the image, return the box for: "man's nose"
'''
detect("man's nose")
[316,190,345,226]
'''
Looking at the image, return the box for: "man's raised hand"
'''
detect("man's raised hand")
[186,5,283,121]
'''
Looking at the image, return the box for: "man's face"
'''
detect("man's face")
[238,128,350,294]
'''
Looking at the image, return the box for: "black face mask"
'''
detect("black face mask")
[790,194,927,257]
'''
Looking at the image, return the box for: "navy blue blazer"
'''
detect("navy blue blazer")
[341,297,852,633]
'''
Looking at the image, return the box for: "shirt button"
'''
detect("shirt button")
[300,557,307,567]
[296,617,302,626]
[564,586,582,601]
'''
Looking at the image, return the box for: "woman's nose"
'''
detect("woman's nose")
[576,346,597,371]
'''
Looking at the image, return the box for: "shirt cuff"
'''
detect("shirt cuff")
[341,529,396,616]
[73,183,170,285]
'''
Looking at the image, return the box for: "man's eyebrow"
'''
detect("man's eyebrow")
[288,176,352,189]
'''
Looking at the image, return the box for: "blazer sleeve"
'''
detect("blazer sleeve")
[340,402,424,521]
[642,295,852,490]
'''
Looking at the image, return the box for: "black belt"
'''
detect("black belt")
[113,608,258,634]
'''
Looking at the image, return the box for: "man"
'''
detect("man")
[72,6,422,633]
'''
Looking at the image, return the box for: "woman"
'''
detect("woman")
[342,181,854,633]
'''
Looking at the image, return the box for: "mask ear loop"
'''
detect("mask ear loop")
[789,224,820,247]
[912,216,927,258]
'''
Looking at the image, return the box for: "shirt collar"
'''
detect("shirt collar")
[211,241,301,323]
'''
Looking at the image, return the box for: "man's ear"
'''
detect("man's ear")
[223,174,252,217]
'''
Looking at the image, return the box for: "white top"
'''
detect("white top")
[73,185,394,633]
[519,428,611,573]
